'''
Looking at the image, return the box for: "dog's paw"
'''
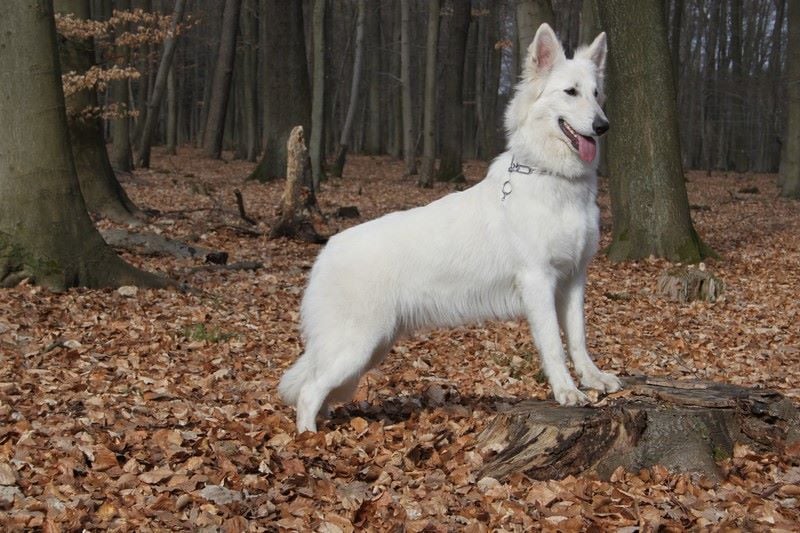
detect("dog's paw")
[580,371,622,393]
[553,387,590,406]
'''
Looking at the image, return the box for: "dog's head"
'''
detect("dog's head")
[505,23,608,177]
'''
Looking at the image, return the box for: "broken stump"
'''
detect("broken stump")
[657,266,724,303]
[270,126,326,244]
[476,376,799,481]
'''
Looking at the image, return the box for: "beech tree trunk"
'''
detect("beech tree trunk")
[418,0,440,188]
[137,0,187,168]
[477,377,799,482]
[309,0,326,187]
[331,0,365,178]
[399,0,417,176]
[202,0,242,159]
[110,0,133,173]
[166,64,178,155]
[248,0,311,182]
[0,1,166,290]
[240,0,259,162]
[55,0,142,223]
[364,6,382,155]
[598,0,712,263]
[516,0,554,71]
[436,0,470,183]
[781,0,800,198]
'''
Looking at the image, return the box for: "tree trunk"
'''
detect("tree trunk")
[436,0,470,183]
[110,0,133,172]
[516,0,554,68]
[418,0,440,188]
[166,63,178,155]
[331,0,365,178]
[781,0,800,198]
[598,0,712,263]
[137,0,187,168]
[240,0,259,162]
[364,5,382,155]
[202,0,242,159]
[270,126,324,243]
[309,0,326,187]
[399,0,417,175]
[476,377,800,482]
[248,0,311,182]
[0,1,166,290]
[55,0,142,223]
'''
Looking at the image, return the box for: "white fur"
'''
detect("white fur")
[279,24,620,432]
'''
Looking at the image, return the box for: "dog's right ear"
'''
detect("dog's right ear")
[525,23,565,79]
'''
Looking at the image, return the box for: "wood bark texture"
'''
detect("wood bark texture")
[418,0,440,188]
[0,1,166,290]
[598,0,711,263]
[780,0,800,197]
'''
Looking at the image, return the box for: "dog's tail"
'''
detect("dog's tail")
[277,354,313,407]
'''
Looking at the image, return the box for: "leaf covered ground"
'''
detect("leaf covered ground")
[1,149,799,531]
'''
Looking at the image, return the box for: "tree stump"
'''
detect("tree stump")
[269,126,325,243]
[657,266,724,303]
[476,377,799,481]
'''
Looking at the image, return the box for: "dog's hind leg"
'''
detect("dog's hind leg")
[294,337,390,432]
[556,275,621,393]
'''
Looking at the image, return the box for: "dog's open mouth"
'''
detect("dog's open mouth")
[559,118,597,163]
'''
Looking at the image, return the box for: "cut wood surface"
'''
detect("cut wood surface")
[477,376,800,482]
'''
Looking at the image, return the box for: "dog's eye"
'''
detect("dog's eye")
[594,89,599,97]
[564,88,578,96]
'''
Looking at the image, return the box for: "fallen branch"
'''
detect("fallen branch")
[185,261,263,274]
[234,189,257,225]
[101,229,227,263]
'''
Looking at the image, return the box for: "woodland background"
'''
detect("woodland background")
[0,0,799,530]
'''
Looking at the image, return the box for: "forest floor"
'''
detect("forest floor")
[1,148,800,531]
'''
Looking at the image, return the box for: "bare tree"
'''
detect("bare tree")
[400,0,417,175]
[202,0,242,159]
[248,0,311,181]
[781,0,800,197]
[137,0,187,168]
[310,0,326,187]
[331,0,366,178]
[436,0,470,182]
[110,0,134,172]
[418,0,440,187]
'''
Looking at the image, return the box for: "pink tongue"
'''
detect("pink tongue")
[577,135,597,163]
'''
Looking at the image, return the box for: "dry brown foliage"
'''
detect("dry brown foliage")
[0,150,798,530]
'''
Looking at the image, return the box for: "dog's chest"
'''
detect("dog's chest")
[502,181,599,270]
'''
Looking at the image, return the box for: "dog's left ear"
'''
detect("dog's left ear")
[578,32,607,75]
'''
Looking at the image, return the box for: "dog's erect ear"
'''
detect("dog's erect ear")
[578,32,607,75]
[525,23,565,79]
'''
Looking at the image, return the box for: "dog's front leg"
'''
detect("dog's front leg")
[519,272,588,406]
[557,275,622,394]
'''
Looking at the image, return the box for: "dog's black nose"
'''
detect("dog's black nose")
[593,117,609,136]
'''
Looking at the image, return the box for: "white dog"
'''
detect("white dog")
[279,24,621,432]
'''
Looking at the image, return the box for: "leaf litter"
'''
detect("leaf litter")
[0,148,799,530]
